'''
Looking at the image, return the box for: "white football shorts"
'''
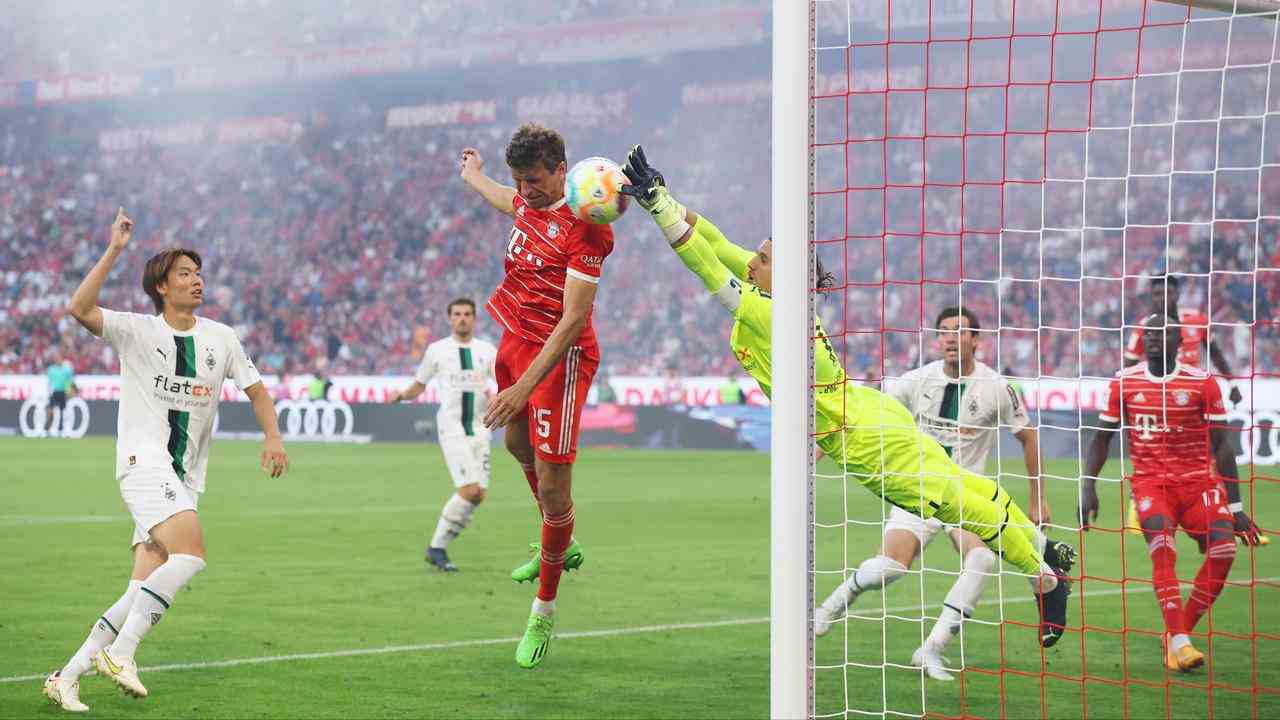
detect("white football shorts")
[882,505,957,547]
[119,467,199,547]
[440,434,491,489]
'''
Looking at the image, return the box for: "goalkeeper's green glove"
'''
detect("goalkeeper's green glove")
[620,144,686,237]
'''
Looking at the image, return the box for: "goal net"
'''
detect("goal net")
[772,0,1280,717]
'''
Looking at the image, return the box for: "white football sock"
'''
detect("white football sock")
[839,554,908,606]
[430,494,477,550]
[61,580,142,680]
[532,598,556,617]
[109,554,206,659]
[1033,527,1048,556]
[1170,633,1191,652]
[926,548,996,653]
[1030,560,1059,594]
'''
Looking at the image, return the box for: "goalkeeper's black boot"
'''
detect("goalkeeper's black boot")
[1038,572,1070,648]
[1044,539,1077,577]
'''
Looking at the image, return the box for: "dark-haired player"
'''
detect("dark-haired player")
[43,209,287,711]
[389,298,497,573]
[459,124,613,668]
[1121,268,1245,534]
[817,306,1073,680]
[1082,312,1260,672]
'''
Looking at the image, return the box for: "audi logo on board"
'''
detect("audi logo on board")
[1228,409,1280,467]
[18,397,91,438]
[275,399,357,439]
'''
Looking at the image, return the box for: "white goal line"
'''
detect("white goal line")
[4,577,1274,685]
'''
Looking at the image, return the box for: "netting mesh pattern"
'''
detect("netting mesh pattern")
[808,1,1279,717]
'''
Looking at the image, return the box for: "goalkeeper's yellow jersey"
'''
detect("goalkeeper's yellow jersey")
[673,216,885,461]
[670,214,1047,574]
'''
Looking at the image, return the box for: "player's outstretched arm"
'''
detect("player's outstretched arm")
[244,381,288,478]
[1079,419,1120,530]
[685,210,754,282]
[459,147,516,216]
[620,145,741,314]
[67,207,132,337]
[620,144,756,280]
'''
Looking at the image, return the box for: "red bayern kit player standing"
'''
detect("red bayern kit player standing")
[1081,312,1260,672]
[459,124,613,668]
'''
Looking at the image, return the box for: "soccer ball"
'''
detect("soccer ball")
[564,157,630,224]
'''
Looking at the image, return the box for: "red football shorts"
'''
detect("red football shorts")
[1131,480,1233,541]
[496,332,599,464]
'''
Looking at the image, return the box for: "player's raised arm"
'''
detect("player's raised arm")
[459,147,516,216]
[622,145,755,280]
[620,146,742,314]
[67,207,133,337]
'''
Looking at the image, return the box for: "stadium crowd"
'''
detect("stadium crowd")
[0,90,773,378]
[1,13,1275,386]
[0,0,762,82]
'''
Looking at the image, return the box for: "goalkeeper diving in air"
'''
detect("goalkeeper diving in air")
[618,146,1071,648]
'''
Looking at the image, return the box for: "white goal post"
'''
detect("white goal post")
[769,0,1277,718]
[770,1,815,719]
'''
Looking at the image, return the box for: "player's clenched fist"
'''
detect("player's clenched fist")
[459,147,484,179]
[110,207,133,250]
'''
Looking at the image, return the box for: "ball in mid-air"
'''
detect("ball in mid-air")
[565,157,630,224]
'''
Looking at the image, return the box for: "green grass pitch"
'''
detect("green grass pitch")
[0,437,1276,718]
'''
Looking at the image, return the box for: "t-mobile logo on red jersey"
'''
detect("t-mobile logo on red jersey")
[1133,413,1162,440]
[507,228,544,268]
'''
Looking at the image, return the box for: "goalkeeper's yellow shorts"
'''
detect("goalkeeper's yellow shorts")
[818,388,963,520]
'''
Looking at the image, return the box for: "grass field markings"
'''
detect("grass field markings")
[6,577,1274,685]
[0,492,757,527]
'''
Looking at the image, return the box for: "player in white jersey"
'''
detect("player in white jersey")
[814,307,1074,680]
[42,209,288,712]
[390,298,497,572]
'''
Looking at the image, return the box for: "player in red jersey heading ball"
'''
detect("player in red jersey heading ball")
[459,124,613,668]
[1081,312,1260,673]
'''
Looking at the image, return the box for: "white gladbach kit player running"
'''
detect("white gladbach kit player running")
[815,306,1075,680]
[391,298,497,572]
[44,209,288,712]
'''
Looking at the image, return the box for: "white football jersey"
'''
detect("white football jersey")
[415,336,497,439]
[885,360,1030,475]
[101,309,262,492]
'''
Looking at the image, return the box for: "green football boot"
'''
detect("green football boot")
[515,612,555,669]
[510,540,585,583]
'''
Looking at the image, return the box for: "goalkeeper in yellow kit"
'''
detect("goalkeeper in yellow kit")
[619,146,1071,647]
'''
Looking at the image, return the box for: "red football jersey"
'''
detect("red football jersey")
[1099,363,1228,487]
[487,194,614,347]
[1124,308,1209,367]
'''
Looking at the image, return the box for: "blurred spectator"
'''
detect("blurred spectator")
[720,369,746,405]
